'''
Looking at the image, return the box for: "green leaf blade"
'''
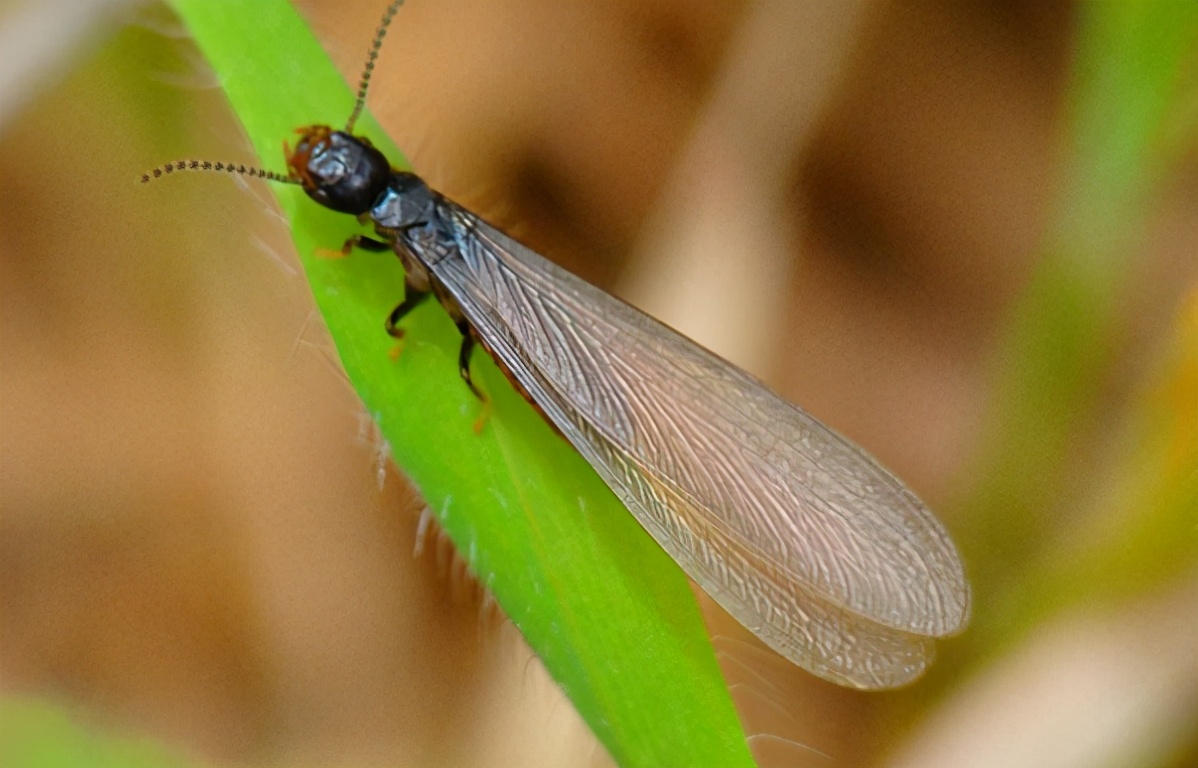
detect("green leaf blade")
[164,1,755,765]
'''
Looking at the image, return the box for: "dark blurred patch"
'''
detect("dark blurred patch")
[619,2,719,100]
[789,0,1074,346]
[962,0,1075,66]
[794,130,902,284]
[504,148,627,289]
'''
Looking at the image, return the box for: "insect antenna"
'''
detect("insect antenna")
[344,0,405,134]
[139,159,299,185]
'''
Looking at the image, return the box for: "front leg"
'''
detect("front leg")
[343,234,391,254]
[316,234,393,260]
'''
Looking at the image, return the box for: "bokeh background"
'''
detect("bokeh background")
[1,1,1195,767]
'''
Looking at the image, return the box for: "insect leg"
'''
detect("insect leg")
[386,285,430,339]
[316,234,393,260]
[455,321,486,402]
[347,235,391,252]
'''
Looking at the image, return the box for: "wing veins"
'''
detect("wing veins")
[430,208,968,639]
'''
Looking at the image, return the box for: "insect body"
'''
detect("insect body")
[147,2,969,690]
[283,120,969,688]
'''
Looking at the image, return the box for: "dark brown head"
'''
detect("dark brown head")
[286,125,391,215]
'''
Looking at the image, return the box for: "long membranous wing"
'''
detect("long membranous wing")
[403,196,969,689]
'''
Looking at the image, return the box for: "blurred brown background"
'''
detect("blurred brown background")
[1,1,1195,767]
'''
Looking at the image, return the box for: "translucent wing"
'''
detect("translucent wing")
[423,200,970,689]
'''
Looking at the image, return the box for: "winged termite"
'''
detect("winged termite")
[143,0,969,689]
